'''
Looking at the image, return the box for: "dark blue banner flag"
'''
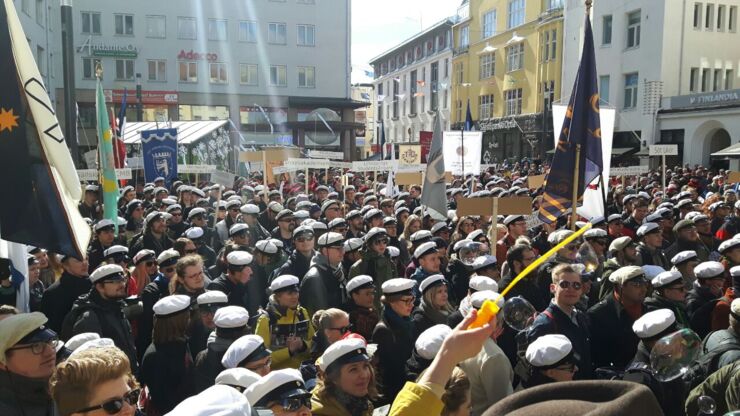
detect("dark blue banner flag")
[379,120,386,160]
[141,128,178,185]
[465,99,474,131]
[538,14,602,224]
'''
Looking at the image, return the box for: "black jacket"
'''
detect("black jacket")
[498,276,550,312]
[61,289,139,374]
[586,295,645,370]
[193,336,235,393]
[645,295,690,328]
[207,274,248,309]
[623,343,687,416]
[243,264,270,317]
[372,311,414,404]
[130,232,173,256]
[273,250,315,282]
[140,341,195,415]
[445,258,474,305]
[39,272,91,333]
[299,255,346,316]
[87,239,112,273]
[687,285,717,319]
[636,243,671,270]
[137,276,170,361]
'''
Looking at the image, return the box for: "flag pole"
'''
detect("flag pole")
[570,144,581,230]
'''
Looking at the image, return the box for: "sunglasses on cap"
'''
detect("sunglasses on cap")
[74,388,140,415]
[280,395,312,411]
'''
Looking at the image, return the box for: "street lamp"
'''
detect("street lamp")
[136,72,143,121]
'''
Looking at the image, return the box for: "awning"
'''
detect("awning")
[122,120,229,145]
[546,147,636,155]
[711,142,740,158]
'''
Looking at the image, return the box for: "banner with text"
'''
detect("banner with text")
[141,128,178,185]
[442,131,483,176]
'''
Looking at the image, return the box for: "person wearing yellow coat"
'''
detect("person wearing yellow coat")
[254,274,314,370]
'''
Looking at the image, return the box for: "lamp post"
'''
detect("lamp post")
[136,73,143,121]
[60,0,79,166]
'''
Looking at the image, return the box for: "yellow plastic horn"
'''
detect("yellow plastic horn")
[469,222,593,328]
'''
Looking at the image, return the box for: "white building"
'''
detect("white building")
[561,0,740,168]
[13,0,59,104]
[369,18,455,146]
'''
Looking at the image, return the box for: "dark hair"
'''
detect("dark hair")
[506,244,533,273]
[215,325,249,340]
[173,238,193,256]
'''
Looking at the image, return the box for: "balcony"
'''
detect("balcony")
[453,45,469,56]
[456,2,470,23]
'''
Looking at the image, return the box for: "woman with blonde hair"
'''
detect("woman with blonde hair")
[441,367,471,416]
[50,346,139,416]
[311,308,350,359]
[451,216,476,247]
[399,214,422,266]
[312,338,377,416]
[411,275,455,340]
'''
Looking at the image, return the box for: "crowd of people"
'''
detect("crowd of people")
[1,162,740,416]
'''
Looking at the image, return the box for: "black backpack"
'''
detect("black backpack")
[683,332,740,389]
[689,296,728,340]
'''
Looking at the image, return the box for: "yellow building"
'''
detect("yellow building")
[451,0,564,163]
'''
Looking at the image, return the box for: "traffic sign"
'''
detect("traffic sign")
[649,145,678,156]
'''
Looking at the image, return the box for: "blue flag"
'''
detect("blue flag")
[379,121,386,160]
[538,14,603,224]
[141,128,178,185]
[465,99,474,131]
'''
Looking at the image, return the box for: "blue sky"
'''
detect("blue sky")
[351,0,458,84]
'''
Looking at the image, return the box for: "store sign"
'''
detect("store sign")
[480,118,518,131]
[77,36,138,58]
[104,89,178,105]
[177,49,219,62]
[670,89,740,109]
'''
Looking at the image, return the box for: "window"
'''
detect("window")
[460,25,469,47]
[269,65,287,86]
[146,15,166,38]
[402,74,406,92]
[456,99,463,123]
[507,0,525,29]
[431,61,439,110]
[35,0,43,25]
[114,14,134,36]
[148,59,166,81]
[713,68,722,91]
[626,11,641,48]
[82,58,100,79]
[702,68,710,91]
[718,5,726,30]
[444,90,448,109]
[297,24,315,46]
[239,21,258,42]
[543,80,555,109]
[690,67,699,92]
[36,46,45,76]
[455,62,464,84]
[599,75,610,104]
[240,64,258,85]
[178,17,196,39]
[505,88,522,115]
[21,0,30,15]
[393,77,399,117]
[623,73,638,109]
[731,6,737,31]
[178,61,198,82]
[208,19,227,40]
[546,0,563,10]
[602,15,612,44]
[209,62,227,83]
[550,29,557,59]
[482,10,497,38]
[726,69,734,89]
[506,43,524,72]
[444,58,449,78]
[694,3,703,29]
[298,66,315,87]
[542,31,550,61]
[479,94,494,119]
[410,70,417,114]
[115,59,135,80]
[706,4,714,29]
[479,53,495,79]
[179,105,229,121]
[81,12,101,35]
[268,23,287,44]
[377,83,383,120]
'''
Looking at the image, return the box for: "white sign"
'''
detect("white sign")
[610,166,648,176]
[249,162,263,171]
[524,214,543,230]
[442,131,483,175]
[396,164,427,172]
[77,168,132,181]
[178,164,215,174]
[272,165,297,174]
[335,162,353,169]
[284,158,331,169]
[352,160,399,172]
[210,170,235,187]
[308,150,344,160]
[649,144,678,156]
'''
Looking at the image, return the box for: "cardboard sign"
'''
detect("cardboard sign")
[610,165,648,176]
[239,148,299,163]
[396,172,423,186]
[445,171,453,183]
[398,145,422,165]
[457,197,533,217]
[178,164,215,174]
[308,150,344,160]
[528,175,546,189]
[284,158,331,169]
[728,171,740,183]
[649,144,678,156]
[352,160,399,172]
[210,170,235,187]
[239,151,263,162]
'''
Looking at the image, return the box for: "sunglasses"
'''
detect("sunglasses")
[75,388,140,415]
[171,212,182,217]
[564,244,580,251]
[185,249,197,254]
[162,266,175,273]
[558,280,583,290]
[145,261,156,267]
[280,395,312,411]
[329,325,352,335]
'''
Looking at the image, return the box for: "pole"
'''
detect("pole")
[60,0,79,167]
[136,73,143,121]
[489,197,499,255]
[461,126,465,183]
[305,168,309,195]
[662,154,666,192]
[570,144,581,230]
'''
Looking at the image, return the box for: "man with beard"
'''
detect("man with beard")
[61,264,138,374]
[39,256,91,333]
[214,200,242,251]
[241,203,271,244]
[166,204,190,239]
[664,219,711,263]
[646,271,689,327]
[187,207,216,247]
[271,209,296,253]
[345,210,364,239]
[130,211,174,256]
[87,219,117,273]
[300,232,347,316]
[207,251,254,310]
[670,250,700,289]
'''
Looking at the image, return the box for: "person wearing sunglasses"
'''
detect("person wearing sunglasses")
[129,249,158,297]
[348,228,397,309]
[139,295,195,415]
[245,369,311,416]
[0,312,58,416]
[166,204,189,240]
[62,264,139,375]
[646,271,689,328]
[137,249,181,359]
[254,275,314,370]
[526,264,593,380]
[579,228,608,280]
[372,278,417,403]
[534,229,579,306]
[214,200,243,251]
[311,338,377,416]
[50,346,139,416]
[587,265,649,370]
[184,227,217,270]
[522,334,578,388]
[207,250,253,311]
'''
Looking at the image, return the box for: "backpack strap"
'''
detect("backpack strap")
[541,310,558,332]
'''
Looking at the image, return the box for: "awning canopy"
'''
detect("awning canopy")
[711,142,740,158]
[122,120,229,145]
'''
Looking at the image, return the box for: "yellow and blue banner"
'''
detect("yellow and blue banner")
[95,76,120,231]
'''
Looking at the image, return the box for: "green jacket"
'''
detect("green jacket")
[686,361,740,416]
[349,248,397,310]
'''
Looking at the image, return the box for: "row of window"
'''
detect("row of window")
[80,12,316,46]
[459,0,549,50]
[81,57,316,87]
[693,3,738,32]
[601,10,641,49]
[474,43,526,81]
[597,73,638,109]
[689,67,734,92]
[19,0,45,27]
[376,31,451,77]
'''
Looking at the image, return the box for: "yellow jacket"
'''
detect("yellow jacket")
[310,390,374,416]
[254,303,314,370]
[389,382,444,416]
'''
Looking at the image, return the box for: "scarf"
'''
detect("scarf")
[383,306,412,332]
[334,389,371,416]
[419,298,449,326]
[0,368,53,413]
[312,253,344,282]
[614,292,643,321]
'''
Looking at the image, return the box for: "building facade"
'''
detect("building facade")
[369,18,454,147]
[451,0,564,164]
[562,0,740,168]
[350,83,375,158]
[13,0,59,104]
[46,0,361,164]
